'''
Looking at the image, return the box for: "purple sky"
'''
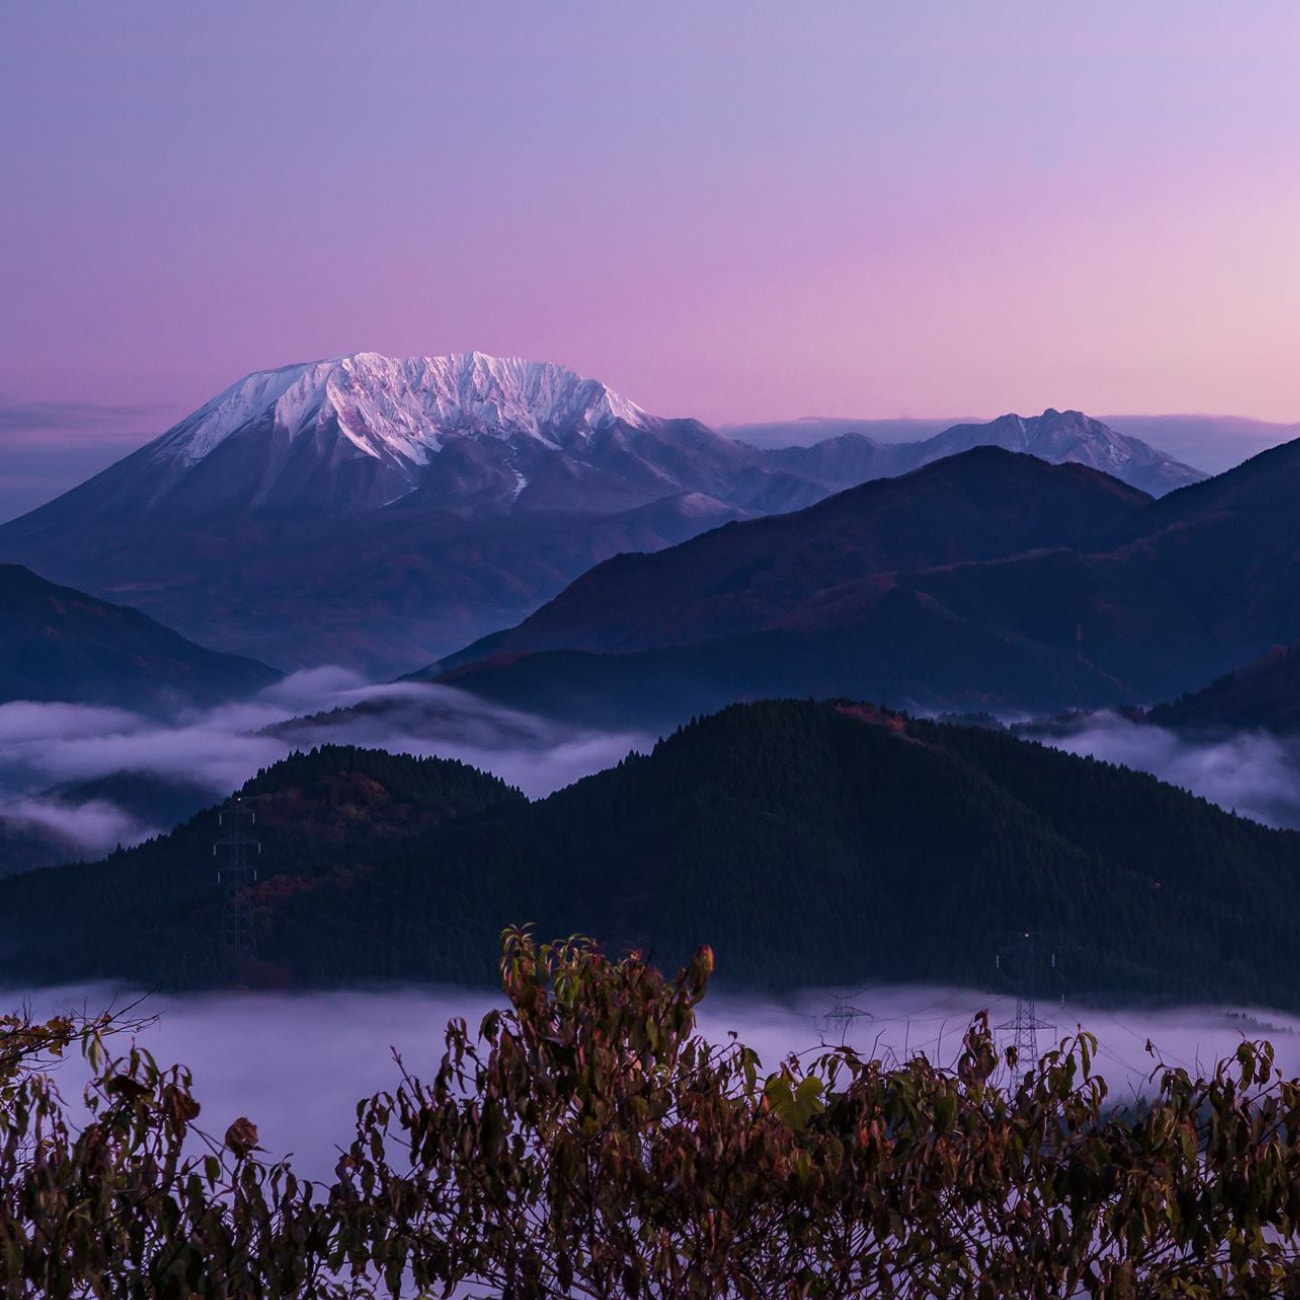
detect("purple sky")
[3,3,1299,442]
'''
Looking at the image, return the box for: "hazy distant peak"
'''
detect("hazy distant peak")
[922,408,1205,495]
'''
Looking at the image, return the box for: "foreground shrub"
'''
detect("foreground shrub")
[5,934,1300,1296]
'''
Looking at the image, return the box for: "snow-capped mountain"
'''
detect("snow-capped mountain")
[113,351,686,517]
[34,354,1205,525]
[758,408,1204,500]
[158,351,645,470]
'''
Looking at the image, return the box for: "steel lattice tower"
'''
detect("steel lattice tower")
[821,993,872,1045]
[215,796,260,982]
[995,932,1057,1087]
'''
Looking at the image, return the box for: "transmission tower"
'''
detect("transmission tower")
[215,795,260,982]
[821,992,872,1045]
[994,932,1058,1086]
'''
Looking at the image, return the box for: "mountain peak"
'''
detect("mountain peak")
[920,408,1204,496]
[152,351,648,472]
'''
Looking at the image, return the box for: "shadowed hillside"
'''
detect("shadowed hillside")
[431,439,1300,724]
[1148,642,1300,734]
[0,564,279,709]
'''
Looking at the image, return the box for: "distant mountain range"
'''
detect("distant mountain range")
[1097,415,1300,476]
[728,413,1298,478]
[5,706,1300,1005]
[0,563,276,709]
[758,410,1202,498]
[0,353,1201,674]
[430,436,1300,724]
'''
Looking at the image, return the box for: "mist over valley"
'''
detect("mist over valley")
[16,978,1300,1190]
[0,670,651,864]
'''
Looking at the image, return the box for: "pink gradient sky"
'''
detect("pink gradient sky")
[3,2,1299,430]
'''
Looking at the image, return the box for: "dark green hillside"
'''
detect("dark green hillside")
[0,745,523,987]
[349,701,1296,1001]
[3,703,1300,1006]
[437,448,1150,665]
[438,594,1135,730]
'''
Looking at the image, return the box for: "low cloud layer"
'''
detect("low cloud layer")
[1,797,157,857]
[0,673,652,862]
[7,685,1300,866]
[12,982,1300,1182]
[1032,711,1300,831]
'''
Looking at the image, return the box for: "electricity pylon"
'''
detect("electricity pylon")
[821,992,872,1045]
[995,931,1059,1087]
[215,795,260,983]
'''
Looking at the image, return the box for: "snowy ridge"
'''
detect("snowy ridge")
[150,352,648,470]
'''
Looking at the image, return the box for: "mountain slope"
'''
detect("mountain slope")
[439,449,1151,664]
[433,437,1300,722]
[1100,414,1299,476]
[0,356,1202,673]
[0,564,278,708]
[0,744,525,984]
[28,353,769,523]
[0,355,854,670]
[3,702,1299,1006]
[1146,642,1300,734]
[900,435,1300,698]
[734,410,1204,495]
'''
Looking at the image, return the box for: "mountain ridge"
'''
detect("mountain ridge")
[0,354,1205,673]
[0,563,278,709]
[438,448,1152,665]
[430,435,1300,723]
[1146,641,1300,735]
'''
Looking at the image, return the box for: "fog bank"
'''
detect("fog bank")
[12,983,1299,1182]
[1031,711,1300,830]
[0,672,652,860]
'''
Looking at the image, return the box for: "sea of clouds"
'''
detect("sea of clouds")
[11,981,1299,1183]
[1029,710,1300,831]
[0,670,654,860]
[6,679,1300,868]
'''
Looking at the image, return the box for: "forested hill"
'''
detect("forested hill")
[1147,641,1300,734]
[431,437,1300,725]
[0,745,524,986]
[3,707,1299,1006]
